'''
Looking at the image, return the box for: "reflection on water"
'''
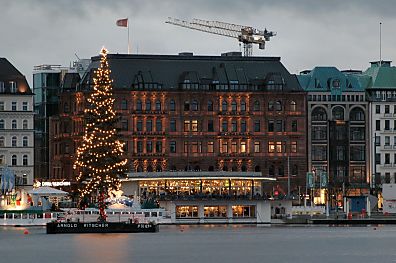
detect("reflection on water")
[1,225,396,263]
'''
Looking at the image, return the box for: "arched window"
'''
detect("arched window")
[207,100,214,111]
[312,107,327,121]
[136,99,142,111]
[0,119,4,129]
[23,155,28,166]
[222,100,228,112]
[0,136,4,147]
[155,100,161,111]
[231,100,237,112]
[145,100,151,111]
[191,100,199,111]
[290,101,296,112]
[275,101,282,111]
[241,165,247,172]
[350,107,365,121]
[241,100,246,112]
[11,136,17,147]
[254,100,260,111]
[156,165,162,172]
[22,120,28,129]
[255,165,261,172]
[11,155,17,166]
[22,136,28,147]
[169,99,176,111]
[332,106,345,120]
[11,120,17,129]
[121,99,128,110]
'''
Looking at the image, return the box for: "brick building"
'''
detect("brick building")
[50,53,307,196]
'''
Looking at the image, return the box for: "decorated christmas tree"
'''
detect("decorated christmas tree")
[74,47,128,221]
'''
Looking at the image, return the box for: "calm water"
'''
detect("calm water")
[1,225,396,263]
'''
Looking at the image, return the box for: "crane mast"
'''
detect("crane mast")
[166,17,276,57]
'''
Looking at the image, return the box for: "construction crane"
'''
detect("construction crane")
[166,17,276,57]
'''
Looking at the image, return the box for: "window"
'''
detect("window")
[156,119,162,132]
[350,146,365,161]
[23,155,28,166]
[275,101,282,111]
[375,136,381,146]
[385,105,390,114]
[385,136,390,146]
[136,120,143,132]
[12,136,17,147]
[332,106,344,120]
[0,82,4,92]
[207,141,214,153]
[230,120,236,132]
[184,101,190,111]
[12,102,17,111]
[207,100,213,111]
[291,142,297,153]
[376,120,381,131]
[240,141,247,153]
[184,120,190,132]
[121,119,128,130]
[268,142,275,153]
[291,120,297,132]
[191,100,198,111]
[23,136,28,147]
[254,100,260,111]
[254,141,260,153]
[268,120,274,132]
[290,101,296,111]
[137,141,143,153]
[121,99,128,110]
[11,120,17,129]
[155,100,161,111]
[222,100,228,112]
[155,141,162,153]
[254,120,260,132]
[231,142,237,153]
[170,141,176,153]
[191,120,198,132]
[241,100,246,112]
[10,81,17,93]
[207,120,214,132]
[136,99,142,111]
[312,126,327,140]
[222,120,228,132]
[184,142,189,153]
[336,146,345,161]
[169,99,176,111]
[0,137,4,147]
[145,100,151,111]
[312,107,327,121]
[191,142,201,153]
[0,119,4,129]
[385,153,390,164]
[231,100,237,112]
[221,141,228,153]
[146,141,153,153]
[312,145,327,161]
[241,120,246,132]
[170,119,176,132]
[0,102,3,111]
[350,108,365,121]
[275,120,283,132]
[276,142,282,153]
[146,119,152,132]
[350,127,365,141]
[11,155,17,166]
[385,120,390,130]
[375,153,381,164]
[375,105,380,114]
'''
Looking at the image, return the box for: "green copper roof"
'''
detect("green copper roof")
[364,61,396,89]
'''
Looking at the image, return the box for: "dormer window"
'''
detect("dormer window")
[332,79,340,88]
[9,81,17,93]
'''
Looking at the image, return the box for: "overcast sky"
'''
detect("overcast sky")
[1,0,396,84]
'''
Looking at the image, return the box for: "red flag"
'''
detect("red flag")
[116,18,128,27]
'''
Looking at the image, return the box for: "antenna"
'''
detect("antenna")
[379,22,382,66]
[75,53,81,60]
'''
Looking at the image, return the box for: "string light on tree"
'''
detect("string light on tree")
[74,47,128,221]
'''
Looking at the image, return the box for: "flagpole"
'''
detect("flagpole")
[128,17,130,54]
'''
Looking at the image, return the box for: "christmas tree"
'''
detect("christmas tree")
[74,47,128,221]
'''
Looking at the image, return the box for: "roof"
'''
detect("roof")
[297,66,367,92]
[0,58,32,94]
[80,53,303,92]
[28,187,68,195]
[364,62,396,89]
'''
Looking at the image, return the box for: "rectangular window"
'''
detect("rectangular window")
[375,153,381,164]
[241,121,246,132]
[0,102,3,111]
[10,81,16,93]
[146,141,153,153]
[385,153,390,164]
[275,120,283,132]
[385,120,390,130]
[276,142,282,153]
[137,120,143,132]
[312,145,327,161]
[170,141,176,153]
[170,119,176,132]
[146,120,152,132]
[385,136,390,146]
[385,105,390,114]
[375,136,381,146]
[232,120,237,132]
[221,141,228,153]
[207,141,214,153]
[121,120,128,130]
[291,142,297,153]
[268,142,275,153]
[222,120,228,132]
[184,142,188,153]
[191,120,198,132]
[350,145,365,161]
[268,120,274,132]
[254,120,260,132]
[312,126,327,140]
[240,141,247,153]
[191,142,201,153]
[231,141,237,153]
[11,102,17,111]
[376,120,381,131]
[254,141,260,153]
[137,141,143,153]
[336,146,345,161]
[291,120,297,132]
[184,120,190,132]
[207,120,214,132]
[156,119,162,132]
[155,141,162,153]
[22,102,28,111]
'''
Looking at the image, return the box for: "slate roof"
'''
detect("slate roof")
[0,58,32,94]
[80,54,303,92]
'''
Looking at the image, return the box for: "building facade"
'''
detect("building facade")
[0,58,34,189]
[365,61,396,192]
[298,67,370,205]
[50,53,308,197]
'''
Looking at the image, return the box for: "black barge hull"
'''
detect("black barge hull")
[46,222,159,234]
